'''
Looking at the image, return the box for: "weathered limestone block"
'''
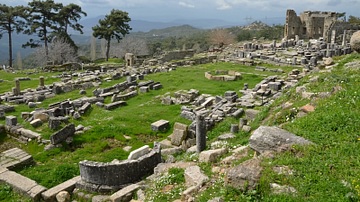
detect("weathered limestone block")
[152,83,162,90]
[5,115,17,126]
[249,126,313,154]
[0,124,5,136]
[30,119,42,128]
[199,148,227,163]
[104,101,127,110]
[139,86,150,93]
[184,166,209,187]
[350,31,360,53]
[55,191,70,202]
[232,108,244,118]
[50,124,75,145]
[245,109,260,121]
[225,157,262,191]
[151,119,169,132]
[41,176,81,202]
[18,128,41,139]
[0,109,4,119]
[109,184,140,202]
[48,116,69,130]
[171,123,187,146]
[79,144,161,193]
[270,183,297,195]
[33,112,49,122]
[0,169,47,201]
[78,102,91,115]
[128,145,150,160]
[0,148,33,170]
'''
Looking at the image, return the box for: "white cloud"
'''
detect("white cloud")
[216,0,232,10]
[179,1,195,8]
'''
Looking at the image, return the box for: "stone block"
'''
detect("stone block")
[232,108,244,118]
[128,145,150,160]
[139,86,150,93]
[0,169,47,201]
[245,109,260,121]
[104,101,127,110]
[50,124,75,145]
[18,128,41,139]
[151,119,169,132]
[152,83,162,90]
[30,119,42,128]
[78,102,91,115]
[0,109,4,119]
[0,148,33,170]
[171,129,187,146]
[41,176,81,202]
[225,158,262,191]
[199,148,227,163]
[5,115,17,126]
[184,166,209,187]
[109,184,140,202]
[174,122,188,131]
[249,126,313,154]
[33,112,49,122]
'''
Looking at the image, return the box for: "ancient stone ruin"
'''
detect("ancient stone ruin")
[284,9,360,43]
[77,143,161,193]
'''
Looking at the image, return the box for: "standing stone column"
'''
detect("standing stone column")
[196,114,206,153]
[15,79,20,96]
[342,30,347,47]
[39,76,44,87]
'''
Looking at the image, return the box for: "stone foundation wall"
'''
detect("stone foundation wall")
[78,143,161,192]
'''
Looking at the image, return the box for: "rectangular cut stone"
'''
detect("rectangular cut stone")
[41,176,81,202]
[5,115,17,126]
[104,101,127,110]
[151,119,169,132]
[171,129,187,146]
[152,83,162,90]
[128,145,150,160]
[109,184,140,202]
[174,122,188,131]
[0,170,47,201]
[139,86,150,93]
[50,124,75,145]
[78,102,91,115]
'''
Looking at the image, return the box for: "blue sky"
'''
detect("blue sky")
[3,0,360,22]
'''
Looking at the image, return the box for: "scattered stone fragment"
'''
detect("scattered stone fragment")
[151,119,170,132]
[225,157,262,191]
[199,148,227,163]
[184,166,209,187]
[250,126,313,154]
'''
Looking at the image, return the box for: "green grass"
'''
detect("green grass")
[0,184,31,202]
[0,61,293,199]
[257,53,360,202]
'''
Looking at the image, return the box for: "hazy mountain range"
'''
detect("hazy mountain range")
[0,16,285,64]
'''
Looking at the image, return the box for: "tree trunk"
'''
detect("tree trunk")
[44,24,48,58]
[7,22,12,68]
[106,39,110,61]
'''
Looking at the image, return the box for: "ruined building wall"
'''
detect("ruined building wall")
[284,9,355,43]
[78,144,161,192]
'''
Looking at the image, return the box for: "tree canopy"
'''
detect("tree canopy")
[92,9,132,61]
[0,4,27,67]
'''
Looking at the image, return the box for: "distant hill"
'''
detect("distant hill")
[0,16,285,64]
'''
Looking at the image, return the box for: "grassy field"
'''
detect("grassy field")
[1,54,359,201]
[0,61,289,190]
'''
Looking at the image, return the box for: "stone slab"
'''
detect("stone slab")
[151,120,169,132]
[0,169,47,201]
[128,145,150,160]
[41,176,81,202]
[0,148,33,170]
[109,184,140,202]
